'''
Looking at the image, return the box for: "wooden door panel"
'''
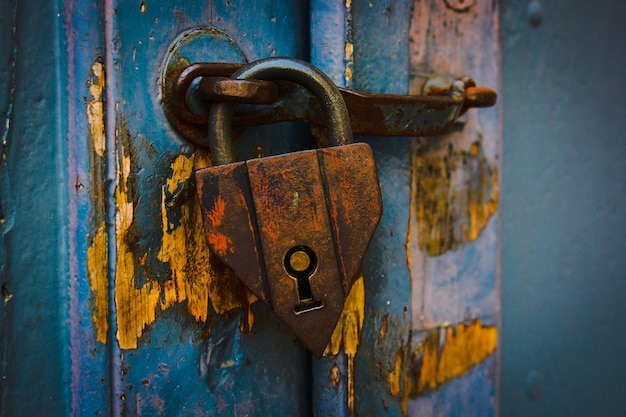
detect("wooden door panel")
[310,1,501,416]
[105,1,312,415]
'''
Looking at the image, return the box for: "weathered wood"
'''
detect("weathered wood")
[104,1,314,415]
[346,0,501,416]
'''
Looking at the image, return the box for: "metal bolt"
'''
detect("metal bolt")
[527,1,543,27]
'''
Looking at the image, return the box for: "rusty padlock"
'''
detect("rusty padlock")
[195,57,382,357]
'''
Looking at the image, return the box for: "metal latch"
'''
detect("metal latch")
[162,62,497,146]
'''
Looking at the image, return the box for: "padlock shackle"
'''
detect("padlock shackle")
[208,57,354,166]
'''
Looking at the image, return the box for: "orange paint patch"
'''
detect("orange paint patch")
[206,195,225,227]
[207,232,232,255]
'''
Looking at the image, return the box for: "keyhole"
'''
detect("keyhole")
[284,246,324,315]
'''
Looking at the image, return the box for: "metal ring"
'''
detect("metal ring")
[207,57,354,166]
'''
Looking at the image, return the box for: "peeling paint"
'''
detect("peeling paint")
[324,274,364,414]
[329,362,341,392]
[157,152,256,321]
[112,143,256,349]
[410,140,499,256]
[414,319,497,394]
[387,320,498,415]
[343,1,354,87]
[114,145,162,349]
[85,59,109,344]
[87,62,105,157]
[388,348,403,397]
[87,223,108,343]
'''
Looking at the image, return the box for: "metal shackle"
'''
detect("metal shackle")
[208,57,354,166]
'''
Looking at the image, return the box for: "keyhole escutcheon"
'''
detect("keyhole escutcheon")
[284,246,324,314]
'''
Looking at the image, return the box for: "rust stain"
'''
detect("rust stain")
[206,195,225,227]
[324,274,365,414]
[380,313,388,339]
[87,223,109,343]
[387,340,412,415]
[207,233,233,256]
[410,140,499,256]
[387,320,497,415]
[87,62,105,157]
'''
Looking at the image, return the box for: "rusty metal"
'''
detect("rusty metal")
[162,62,498,145]
[207,57,353,164]
[198,76,279,104]
[195,58,382,357]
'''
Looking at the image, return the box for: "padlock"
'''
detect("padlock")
[195,57,382,357]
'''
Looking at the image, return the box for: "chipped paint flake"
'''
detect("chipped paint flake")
[324,275,365,414]
[87,223,109,343]
[410,141,499,256]
[87,62,105,157]
[86,59,108,344]
[415,320,497,393]
[388,349,403,397]
[329,363,342,391]
[343,1,354,87]
[114,147,161,349]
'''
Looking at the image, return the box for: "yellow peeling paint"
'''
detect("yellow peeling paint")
[387,320,497,415]
[416,320,497,393]
[157,152,256,320]
[87,62,105,157]
[112,148,257,349]
[87,223,109,343]
[114,148,162,349]
[86,60,108,344]
[410,141,499,256]
[344,42,353,61]
[324,275,365,414]
[388,349,402,397]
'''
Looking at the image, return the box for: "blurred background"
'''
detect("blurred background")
[500,1,626,415]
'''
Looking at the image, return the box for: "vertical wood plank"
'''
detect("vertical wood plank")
[106,1,314,415]
[310,1,351,415]
[1,0,110,415]
[347,0,501,416]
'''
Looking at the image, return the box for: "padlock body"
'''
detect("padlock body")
[196,142,382,356]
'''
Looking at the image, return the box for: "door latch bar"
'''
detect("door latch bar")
[162,62,497,147]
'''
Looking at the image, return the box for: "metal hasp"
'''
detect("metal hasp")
[163,62,497,146]
[195,57,382,357]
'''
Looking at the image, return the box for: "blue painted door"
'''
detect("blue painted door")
[0,0,500,416]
